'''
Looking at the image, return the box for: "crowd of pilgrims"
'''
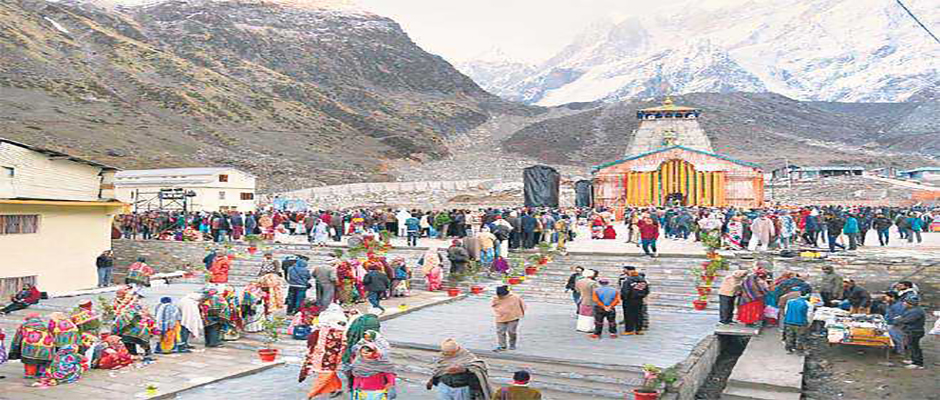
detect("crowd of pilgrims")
[116,206,937,254]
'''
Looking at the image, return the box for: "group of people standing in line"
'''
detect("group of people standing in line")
[567,266,652,339]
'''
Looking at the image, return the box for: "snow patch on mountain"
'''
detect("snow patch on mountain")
[464,0,939,104]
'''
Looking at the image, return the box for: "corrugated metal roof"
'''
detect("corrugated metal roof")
[591,145,761,172]
[115,167,252,178]
[899,167,940,174]
[0,137,118,170]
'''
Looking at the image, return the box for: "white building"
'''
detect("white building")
[898,167,940,184]
[114,167,257,212]
[1,138,123,296]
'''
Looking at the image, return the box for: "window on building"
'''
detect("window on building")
[219,191,226,200]
[2,166,13,178]
[240,192,254,200]
[0,215,40,234]
[219,174,229,182]
[0,275,37,299]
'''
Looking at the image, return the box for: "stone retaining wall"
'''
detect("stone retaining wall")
[666,335,721,400]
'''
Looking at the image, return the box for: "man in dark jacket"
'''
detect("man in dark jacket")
[565,266,585,314]
[447,240,470,275]
[620,267,650,335]
[872,214,892,246]
[521,212,538,249]
[330,211,344,242]
[825,214,846,253]
[842,279,871,314]
[506,212,522,249]
[894,296,926,369]
[96,250,114,288]
[363,264,391,313]
[286,258,311,315]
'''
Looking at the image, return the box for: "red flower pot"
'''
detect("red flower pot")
[248,247,257,255]
[633,389,660,400]
[693,300,708,311]
[525,266,538,275]
[696,286,712,296]
[508,277,522,285]
[447,287,461,297]
[258,348,279,362]
[470,285,484,295]
[537,258,548,265]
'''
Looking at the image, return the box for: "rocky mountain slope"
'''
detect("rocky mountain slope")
[502,93,940,171]
[460,0,939,106]
[0,0,538,190]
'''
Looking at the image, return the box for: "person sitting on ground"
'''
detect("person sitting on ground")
[0,283,42,315]
[427,338,495,400]
[498,370,542,399]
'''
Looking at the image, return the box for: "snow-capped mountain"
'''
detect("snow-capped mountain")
[460,0,939,105]
[456,47,538,102]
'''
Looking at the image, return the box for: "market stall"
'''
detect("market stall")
[815,307,893,359]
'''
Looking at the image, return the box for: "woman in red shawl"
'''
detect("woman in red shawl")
[736,267,770,326]
[0,283,42,315]
[209,252,232,284]
[97,335,133,370]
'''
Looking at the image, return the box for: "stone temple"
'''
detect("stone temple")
[626,98,713,156]
[592,98,764,215]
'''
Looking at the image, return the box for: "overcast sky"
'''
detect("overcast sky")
[357,0,683,63]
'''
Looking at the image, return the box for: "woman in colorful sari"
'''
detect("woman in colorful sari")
[724,216,745,250]
[343,312,382,368]
[421,247,444,292]
[112,288,155,358]
[97,334,134,370]
[8,314,55,378]
[154,297,183,354]
[257,272,286,314]
[300,304,348,399]
[737,268,770,326]
[335,260,356,305]
[242,282,267,333]
[71,300,101,351]
[34,345,88,387]
[48,312,80,351]
[591,215,605,239]
[221,285,242,341]
[350,343,397,400]
[200,289,227,348]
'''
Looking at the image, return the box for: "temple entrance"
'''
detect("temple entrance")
[615,159,728,207]
[665,192,685,206]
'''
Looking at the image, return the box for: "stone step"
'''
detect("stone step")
[723,327,804,399]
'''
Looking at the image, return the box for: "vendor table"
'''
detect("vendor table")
[817,308,894,359]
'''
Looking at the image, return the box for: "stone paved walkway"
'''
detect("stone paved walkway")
[381,296,717,368]
[0,347,283,400]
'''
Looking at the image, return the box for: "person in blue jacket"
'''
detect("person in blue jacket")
[782,288,812,354]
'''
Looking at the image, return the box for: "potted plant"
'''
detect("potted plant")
[258,316,284,362]
[145,384,159,396]
[692,293,709,311]
[245,234,263,254]
[634,365,679,399]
